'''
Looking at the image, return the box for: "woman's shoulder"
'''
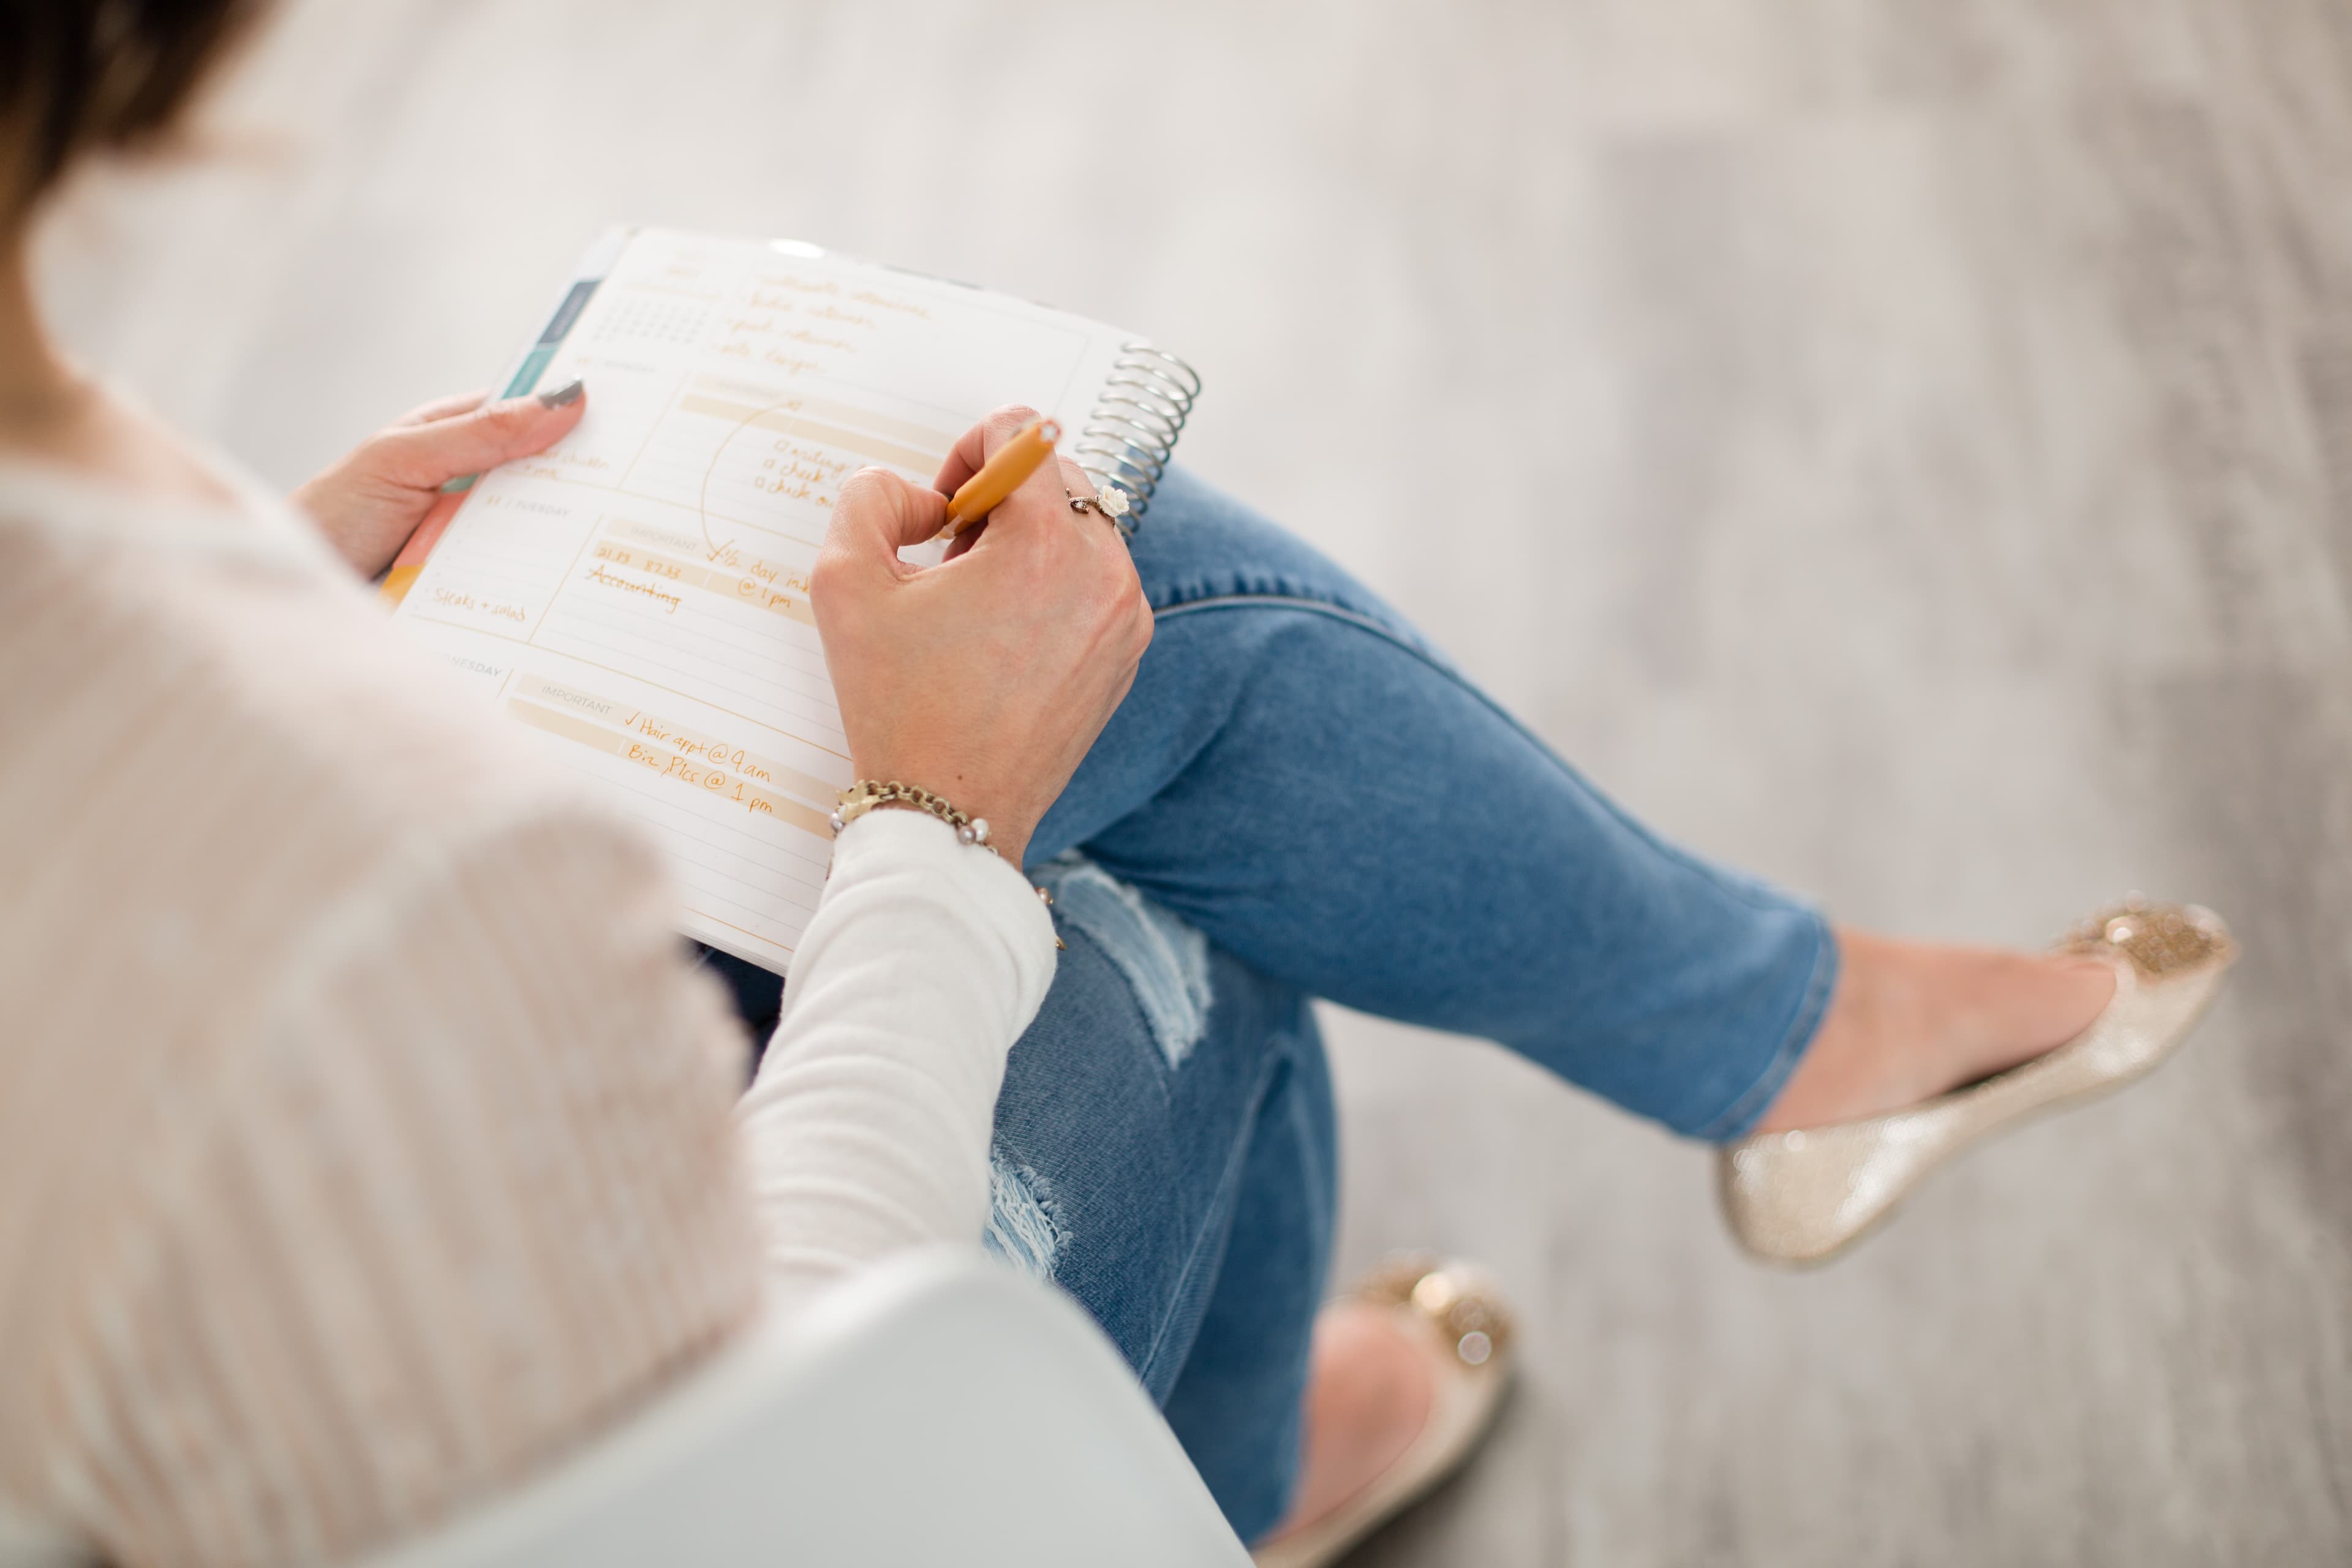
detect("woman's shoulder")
[10,510,566,803]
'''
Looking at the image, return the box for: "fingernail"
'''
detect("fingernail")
[536,378,584,409]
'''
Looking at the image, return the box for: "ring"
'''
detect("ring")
[1066,483,1132,522]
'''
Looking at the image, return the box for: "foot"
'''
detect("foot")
[1754,928,2117,1133]
[1255,1300,1435,1549]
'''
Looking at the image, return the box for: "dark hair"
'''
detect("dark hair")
[1,0,265,214]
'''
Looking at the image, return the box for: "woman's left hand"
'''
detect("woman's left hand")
[293,383,587,578]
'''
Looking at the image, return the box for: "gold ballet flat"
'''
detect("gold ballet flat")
[1718,898,2237,1266]
[1252,1256,1515,1568]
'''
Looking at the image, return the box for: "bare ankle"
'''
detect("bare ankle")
[1261,1302,1433,1545]
[1754,929,1906,1133]
[1751,929,2116,1134]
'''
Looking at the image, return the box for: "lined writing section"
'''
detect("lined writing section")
[396,485,848,967]
[622,374,960,550]
[401,614,845,972]
[540,507,844,753]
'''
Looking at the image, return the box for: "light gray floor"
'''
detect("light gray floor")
[35,1,2352,1561]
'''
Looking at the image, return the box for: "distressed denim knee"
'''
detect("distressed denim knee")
[984,854,1220,1280]
[979,856,1335,1540]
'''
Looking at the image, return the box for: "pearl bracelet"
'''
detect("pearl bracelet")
[829,780,998,854]
[829,780,1063,943]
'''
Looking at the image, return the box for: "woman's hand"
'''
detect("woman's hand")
[292,382,587,578]
[813,405,1155,870]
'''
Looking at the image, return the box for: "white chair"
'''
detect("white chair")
[361,1247,1253,1568]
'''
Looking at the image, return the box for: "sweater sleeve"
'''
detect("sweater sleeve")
[30,806,764,1568]
[737,809,1060,1306]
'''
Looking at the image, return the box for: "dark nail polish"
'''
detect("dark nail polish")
[537,378,584,409]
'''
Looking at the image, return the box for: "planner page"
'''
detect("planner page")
[384,228,1134,972]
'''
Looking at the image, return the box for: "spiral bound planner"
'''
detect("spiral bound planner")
[379,227,1200,972]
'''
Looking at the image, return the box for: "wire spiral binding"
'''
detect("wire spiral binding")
[1071,342,1202,526]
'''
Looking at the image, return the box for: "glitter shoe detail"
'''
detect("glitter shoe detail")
[1357,1253,1515,1365]
[2059,895,2235,979]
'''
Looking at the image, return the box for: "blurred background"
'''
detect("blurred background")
[34,1,2352,1561]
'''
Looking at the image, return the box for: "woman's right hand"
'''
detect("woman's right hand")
[811,406,1154,870]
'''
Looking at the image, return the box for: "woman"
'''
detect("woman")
[0,4,2234,1566]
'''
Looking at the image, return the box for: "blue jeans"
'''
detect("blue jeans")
[707,467,1834,1541]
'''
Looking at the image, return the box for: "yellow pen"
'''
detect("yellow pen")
[940,418,1060,538]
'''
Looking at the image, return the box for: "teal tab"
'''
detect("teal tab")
[502,344,557,399]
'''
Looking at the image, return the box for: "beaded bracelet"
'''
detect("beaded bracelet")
[830,779,1063,941]
[830,780,998,856]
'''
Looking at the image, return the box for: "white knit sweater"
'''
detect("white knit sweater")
[0,458,1057,1567]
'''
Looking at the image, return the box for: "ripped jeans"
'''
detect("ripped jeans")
[704,466,1835,1541]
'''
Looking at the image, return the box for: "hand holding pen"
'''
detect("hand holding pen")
[812,406,1153,870]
